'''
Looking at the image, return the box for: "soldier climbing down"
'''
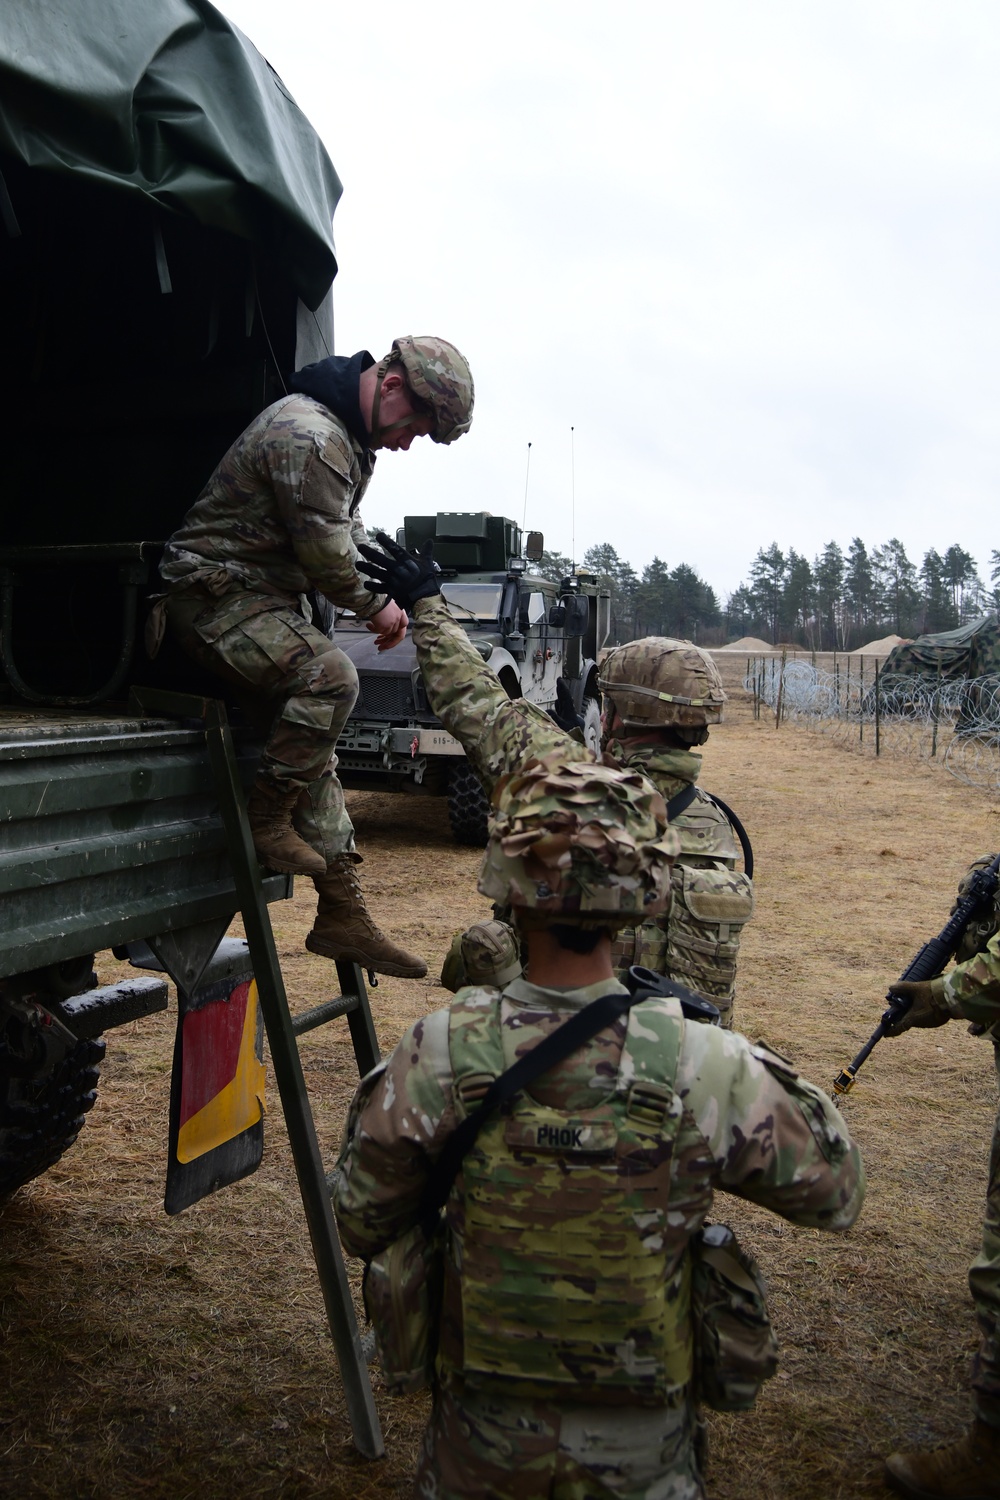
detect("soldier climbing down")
[157,337,473,978]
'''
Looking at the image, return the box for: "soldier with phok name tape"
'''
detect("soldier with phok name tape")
[331,534,865,1500]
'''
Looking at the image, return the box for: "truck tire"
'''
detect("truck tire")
[581,696,602,755]
[447,760,491,847]
[0,1034,106,1199]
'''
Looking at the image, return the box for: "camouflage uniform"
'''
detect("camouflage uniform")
[335,593,863,1498]
[605,742,752,1029]
[160,393,387,859]
[334,975,865,1499]
[940,923,1000,1429]
[415,607,753,1021]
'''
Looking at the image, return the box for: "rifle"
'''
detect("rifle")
[832,850,1000,1096]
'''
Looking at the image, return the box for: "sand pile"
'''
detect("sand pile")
[849,634,906,657]
[714,636,774,652]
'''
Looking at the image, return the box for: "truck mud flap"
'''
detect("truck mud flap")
[165,961,265,1214]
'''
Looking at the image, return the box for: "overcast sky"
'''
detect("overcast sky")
[221,0,1000,601]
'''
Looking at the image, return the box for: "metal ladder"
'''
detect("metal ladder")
[136,688,385,1459]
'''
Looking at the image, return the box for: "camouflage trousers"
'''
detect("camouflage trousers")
[971,1041,1000,1426]
[413,1384,704,1500]
[166,586,357,864]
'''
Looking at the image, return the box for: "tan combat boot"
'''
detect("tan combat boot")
[305,855,428,978]
[245,778,326,876]
[885,1419,1000,1499]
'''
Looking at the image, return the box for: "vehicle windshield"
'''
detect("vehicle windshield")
[441,582,503,622]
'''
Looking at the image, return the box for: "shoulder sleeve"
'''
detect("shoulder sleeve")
[253,402,380,615]
[677,1024,865,1231]
[332,1007,456,1257]
[411,595,592,796]
[944,925,1000,1022]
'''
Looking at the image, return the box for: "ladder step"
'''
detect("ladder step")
[292,994,360,1035]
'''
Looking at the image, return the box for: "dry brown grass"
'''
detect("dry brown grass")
[2,694,998,1498]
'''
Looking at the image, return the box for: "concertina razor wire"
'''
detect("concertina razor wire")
[742,657,1000,794]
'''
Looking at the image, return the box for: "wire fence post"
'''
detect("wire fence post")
[875,658,881,756]
[859,656,865,745]
[775,647,787,729]
[931,661,941,758]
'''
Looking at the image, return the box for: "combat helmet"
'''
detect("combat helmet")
[373,335,474,446]
[598,637,726,730]
[953,853,1000,964]
[440,919,522,992]
[478,752,678,927]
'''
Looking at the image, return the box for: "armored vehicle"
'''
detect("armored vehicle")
[334,512,611,843]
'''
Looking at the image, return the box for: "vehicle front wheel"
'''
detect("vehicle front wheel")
[447,759,490,847]
[581,696,603,755]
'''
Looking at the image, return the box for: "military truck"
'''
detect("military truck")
[334,512,611,843]
[0,2,340,1197]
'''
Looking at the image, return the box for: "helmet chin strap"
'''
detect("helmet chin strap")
[369,355,419,448]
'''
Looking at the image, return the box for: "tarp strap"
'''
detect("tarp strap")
[0,169,21,238]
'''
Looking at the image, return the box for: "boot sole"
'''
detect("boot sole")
[255,853,326,876]
[304,933,428,979]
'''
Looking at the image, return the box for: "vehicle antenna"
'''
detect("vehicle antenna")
[522,441,532,532]
[570,425,576,568]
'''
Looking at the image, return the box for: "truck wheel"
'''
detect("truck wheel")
[0,1033,106,1199]
[581,697,602,755]
[447,760,490,847]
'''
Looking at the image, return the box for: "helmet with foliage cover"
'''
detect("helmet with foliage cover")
[598,637,726,730]
[374,335,473,445]
[477,753,678,927]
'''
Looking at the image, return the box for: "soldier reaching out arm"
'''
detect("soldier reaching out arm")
[330,535,865,1500]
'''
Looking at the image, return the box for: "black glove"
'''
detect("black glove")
[548,677,585,734]
[884,978,950,1036]
[356,532,442,611]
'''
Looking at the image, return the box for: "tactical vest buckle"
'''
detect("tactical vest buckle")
[455,1072,495,1110]
[626,1079,672,1127]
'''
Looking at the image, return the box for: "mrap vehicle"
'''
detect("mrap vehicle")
[336,513,611,843]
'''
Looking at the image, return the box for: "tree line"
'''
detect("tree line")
[535,539,999,650]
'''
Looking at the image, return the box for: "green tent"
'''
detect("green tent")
[883,617,1000,681]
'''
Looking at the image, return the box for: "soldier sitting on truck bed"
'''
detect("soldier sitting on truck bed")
[157,336,474,979]
[439,640,754,1029]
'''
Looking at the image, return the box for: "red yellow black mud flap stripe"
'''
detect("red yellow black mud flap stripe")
[164,969,266,1215]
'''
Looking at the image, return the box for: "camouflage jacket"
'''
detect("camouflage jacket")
[160,395,387,618]
[411,594,591,791]
[333,974,866,1268]
[603,744,753,1014]
[943,926,1000,1031]
[604,741,740,864]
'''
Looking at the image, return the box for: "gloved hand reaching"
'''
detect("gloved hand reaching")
[357,533,442,612]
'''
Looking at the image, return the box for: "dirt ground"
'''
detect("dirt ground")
[3,687,999,1499]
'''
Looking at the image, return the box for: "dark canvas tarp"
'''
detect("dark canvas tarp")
[883,617,1000,680]
[0,0,340,309]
